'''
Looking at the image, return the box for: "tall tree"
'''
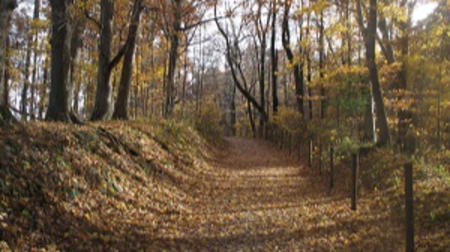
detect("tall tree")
[163,0,182,117]
[318,9,326,119]
[112,0,144,120]
[377,0,415,151]
[0,0,17,124]
[91,0,119,120]
[356,0,390,145]
[20,27,32,120]
[29,0,41,120]
[271,0,278,114]
[46,0,76,122]
[397,0,416,153]
[282,0,304,116]
[254,0,272,135]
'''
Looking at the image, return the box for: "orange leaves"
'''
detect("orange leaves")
[0,120,448,250]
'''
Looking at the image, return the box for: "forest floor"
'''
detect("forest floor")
[151,137,402,251]
[0,122,447,251]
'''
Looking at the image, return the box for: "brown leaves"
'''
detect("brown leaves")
[0,121,447,251]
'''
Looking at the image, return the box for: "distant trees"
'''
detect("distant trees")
[214,1,269,136]
[0,0,447,153]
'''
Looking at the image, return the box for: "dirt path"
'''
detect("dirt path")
[145,137,400,251]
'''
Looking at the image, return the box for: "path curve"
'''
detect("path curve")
[149,137,399,251]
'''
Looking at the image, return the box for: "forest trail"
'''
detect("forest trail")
[147,137,399,251]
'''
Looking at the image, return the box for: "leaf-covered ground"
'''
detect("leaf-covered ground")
[0,121,448,251]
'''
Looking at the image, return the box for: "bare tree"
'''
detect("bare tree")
[214,1,268,136]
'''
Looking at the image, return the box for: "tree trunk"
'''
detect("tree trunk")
[20,38,32,120]
[356,0,390,145]
[319,11,326,119]
[46,0,74,122]
[398,3,415,154]
[39,54,49,120]
[164,33,179,117]
[258,37,267,136]
[0,0,17,125]
[345,0,352,66]
[91,0,115,120]
[164,0,182,118]
[29,0,40,120]
[230,83,236,136]
[3,37,10,109]
[112,0,144,120]
[271,0,278,115]
[305,12,313,120]
[282,1,304,116]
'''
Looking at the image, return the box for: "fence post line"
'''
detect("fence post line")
[405,162,414,252]
[298,135,302,161]
[278,129,282,149]
[351,151,359,211]
[329,145,334,193]
[319,141,323,175]
[288,133,292,155]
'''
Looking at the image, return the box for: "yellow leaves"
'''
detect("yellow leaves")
[379,2,408,23]
[272,106,305,134]
[116,202,128,211]
[23,161,31,170]
[300,0,328,15]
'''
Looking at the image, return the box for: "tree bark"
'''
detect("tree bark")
[20,38,32,120]
[39,54,49,120]
[91,0,115,120]
[356,0,390,145]
[46,0,75,122]
[164,0,182,118]
[230,83,236,136]
[398,2,415,154]
[0,0,17,125]
[112,0,144,120]
[271,0,278,115]
[282,0,304,116]
[305,12,313,120]
[257,24,268,135]
[319,11,326,119]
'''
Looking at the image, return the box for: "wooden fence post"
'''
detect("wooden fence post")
[278,128,282,149]
[319,142,323,175]
[405,162,414,252]
[308,140,313,168]
[329,145,334,192]
[298,135,302,160]
[288,133,292,155]
[351,151,359,211]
